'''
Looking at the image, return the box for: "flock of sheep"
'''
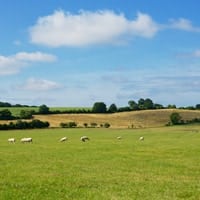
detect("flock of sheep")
[7,136,144,143]
[8,137,33,143]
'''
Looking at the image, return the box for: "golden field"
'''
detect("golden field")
[1,109,200,128]
[33,109,200,128]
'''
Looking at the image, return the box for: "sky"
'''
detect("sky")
[1,0,200,107]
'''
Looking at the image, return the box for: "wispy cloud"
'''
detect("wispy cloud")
[29,10,159,47]
[15,52,56,62]
[169,18,200,32]
[0,52,57,75]
[19,78,62,91]
[176,49,200,58]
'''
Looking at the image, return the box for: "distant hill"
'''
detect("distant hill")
[33,109,200,128]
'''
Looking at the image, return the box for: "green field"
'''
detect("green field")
[0,126,200,199]
[0,107,91,117]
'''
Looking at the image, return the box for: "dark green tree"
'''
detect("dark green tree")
[0,109,13,120]
[170,112,182,125]
[128,100,138,110]
[20,110,33,119]
[144,98,154,109]
[138,98,145,110]
[38,104,50,114]
[108,103,117,113]
[196,104,200,109]
[92,102,107,113]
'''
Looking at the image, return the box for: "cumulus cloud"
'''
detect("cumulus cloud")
[29,10,159,47]
[20,78,62,91]
[0,51,57,75]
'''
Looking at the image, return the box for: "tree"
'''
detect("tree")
[92,102,107,113]
[170,112,182,125]
[128,100,138,110]
[196,104,200,109]
[0,109,13,120]
[138,98,145,110]
[20,110,33,119]
[167,104,176,109]
[154,103,164,109]
[144,98,154,109]
[38,104,50,114]
[108,103,117,113]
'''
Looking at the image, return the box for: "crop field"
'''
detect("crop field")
[0,126,200,199]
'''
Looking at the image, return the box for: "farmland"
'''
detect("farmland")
[0,126,200,199]
[2,108,200,129]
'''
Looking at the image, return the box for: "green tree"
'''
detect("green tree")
[20,110,33,119]
[0,109,13,120]
[92,102,107,113]
[196,104,200,109]
[167,104,176,109]
[38,104,50,114]
[128,100,138,110]
[144,98,154,109]
[170,112,182,125]
[138,98,145,110]
[108,103,117,113]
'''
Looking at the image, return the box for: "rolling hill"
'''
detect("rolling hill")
[33,109,200,128]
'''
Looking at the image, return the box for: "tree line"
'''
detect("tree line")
[0,119,49,130]
[1,98,200,119]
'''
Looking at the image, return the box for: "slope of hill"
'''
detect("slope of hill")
[33,109,200,128]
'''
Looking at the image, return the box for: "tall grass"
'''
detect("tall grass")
[0,126,200,199]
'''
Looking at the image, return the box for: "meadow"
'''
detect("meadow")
[0,107,91,117]
[0,126,200,199]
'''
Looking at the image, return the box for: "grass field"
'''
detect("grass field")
[0,126,200,199]
[0,107,91,117]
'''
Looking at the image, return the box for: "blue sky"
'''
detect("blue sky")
[1,0,200,107]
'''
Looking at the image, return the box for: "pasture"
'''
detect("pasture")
[0,126,200,199]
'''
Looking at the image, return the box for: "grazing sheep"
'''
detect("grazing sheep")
[139,136,144,141]
[80,136,90,142]
[8,138,15,143]
[21,137,32,143]
[60,137,67,142]
[117,136,122,140]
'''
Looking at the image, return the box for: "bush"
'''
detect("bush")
[170,112,182,125]
[60,122,77,128]
[0,119,49,130]
[104,122,110,128]
[90,122,97,128]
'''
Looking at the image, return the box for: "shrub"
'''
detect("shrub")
[60,122,77,128]
[104,122,110,128]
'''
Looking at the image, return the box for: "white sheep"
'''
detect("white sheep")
[139,136,144,141]
[8,138,15,143]
[80,136,90,142]
[21,137,33,143]
[60,137,67,142]
[117,136,122,140]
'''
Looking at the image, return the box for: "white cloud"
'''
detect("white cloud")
[29,10,159,47]
[0,51,57,76]
[169,18,200,32]
[21,78,61,91]
[15,51,56,62]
